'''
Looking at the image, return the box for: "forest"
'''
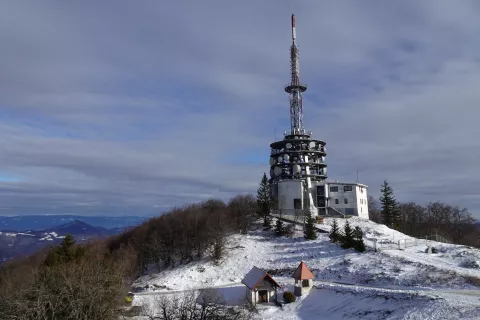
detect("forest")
[0,180,479,319]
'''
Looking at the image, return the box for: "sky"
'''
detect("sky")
[1,1,480,219]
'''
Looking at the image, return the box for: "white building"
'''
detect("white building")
[274,179,369,219]
[241,266,281,305]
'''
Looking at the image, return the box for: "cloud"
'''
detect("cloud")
[1,1,480,219]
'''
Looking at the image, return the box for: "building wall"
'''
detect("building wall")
[278,180,304,211]
[275,179,370,219]
[245,280,277,305]
[314,181,369,219]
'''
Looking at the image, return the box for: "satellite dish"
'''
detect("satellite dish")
[283,154,290,161]
[286,143,292,149]
[309,141,315,149]
[269,157,275,166]
[277,155,283,162]
[293,164,301,174]
[274,166,282,175]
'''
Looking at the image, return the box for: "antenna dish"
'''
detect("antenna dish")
[277,155,283,162]
[269,157,275,166]
[293,164,301,174]
[309,141,315,149]
[286,143,292,149]
[274,166,282,175]
[283,154,290,161]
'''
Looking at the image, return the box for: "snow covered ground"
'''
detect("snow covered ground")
[131,217,480,319]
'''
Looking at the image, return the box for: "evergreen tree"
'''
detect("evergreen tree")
[340,220,354,249]
[379,180,400,228]
[329,219,340,243]
[44,234,84,266]
[352,226,366,252]
[274,218,285,236]
[304,213,317,240]
[257,173,272,228]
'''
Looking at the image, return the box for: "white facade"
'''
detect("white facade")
[275,179,369,219]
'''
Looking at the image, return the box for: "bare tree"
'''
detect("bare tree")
[142,289,252,320]
[228,194,256,234]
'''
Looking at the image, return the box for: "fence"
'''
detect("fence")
[366,233,452,251]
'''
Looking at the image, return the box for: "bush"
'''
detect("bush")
[284,224,295,238]
[283,291,296,303]
[461,259,480,269]
[304,214,317,240]
[425,246,438,253]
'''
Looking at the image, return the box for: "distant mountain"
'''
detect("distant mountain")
[0,215,151,231]
[0,218,146,265]
[51,220,105,236]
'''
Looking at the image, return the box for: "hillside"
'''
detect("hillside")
[131,217,480,319]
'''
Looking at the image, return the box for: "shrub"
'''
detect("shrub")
[425,246,438,253]
[274,218,285,236]
[284,224,295,238]
[283,291,296,303]
[340,220,354,249]
[329,219,340,243]
[460,259,480,269]
[304,214,317,240]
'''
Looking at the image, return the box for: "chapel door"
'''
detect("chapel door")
[258,290,268,303]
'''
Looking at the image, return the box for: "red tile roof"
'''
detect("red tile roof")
[292,261,315,280]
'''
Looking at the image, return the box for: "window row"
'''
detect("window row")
[329,185,353,192]
[334,198,349,204]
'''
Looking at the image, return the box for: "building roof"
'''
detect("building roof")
[326,180,368,188]
[292,261,315,280]
[241,266,281,290]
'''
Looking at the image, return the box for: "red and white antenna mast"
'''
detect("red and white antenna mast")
[285,13,306,135]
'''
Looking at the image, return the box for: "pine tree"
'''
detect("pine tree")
[304,213,317,240]
[340,220,354,249]
[329,219,340,243]
[257,173,272,228]
[352,226,366,252]
[44,234,84,266]
[274,218,285,236]
[379,180,400,228]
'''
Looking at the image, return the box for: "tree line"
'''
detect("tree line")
[370,180,480,248]
[0,194,259,320]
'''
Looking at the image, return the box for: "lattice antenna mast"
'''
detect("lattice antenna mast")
[285,14,307,135]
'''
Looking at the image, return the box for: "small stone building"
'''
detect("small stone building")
[292,261,315,296]
[241,266,281,305]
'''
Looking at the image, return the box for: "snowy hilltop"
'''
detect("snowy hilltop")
[131,217,480,319]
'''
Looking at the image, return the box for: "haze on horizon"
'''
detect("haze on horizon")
[1,1,480,219]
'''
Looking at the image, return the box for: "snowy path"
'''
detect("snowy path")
[134,278,480,301]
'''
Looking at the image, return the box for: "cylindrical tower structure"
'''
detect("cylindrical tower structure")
[269,14,327,217]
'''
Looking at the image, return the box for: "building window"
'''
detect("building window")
[317,186,325,196]
[335,199,339,204]
[344,198,348,204]
[360,199,363,204]
[294,198,302,210]
[330,186,338,192]
[344,185,353,192]
[360,187,364,193]
[302,279,309,287]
